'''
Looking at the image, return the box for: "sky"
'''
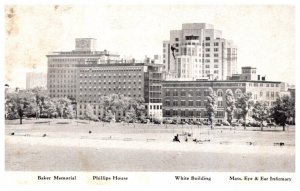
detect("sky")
[4,4,295,88]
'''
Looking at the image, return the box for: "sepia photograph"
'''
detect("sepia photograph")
[3,2,296,185]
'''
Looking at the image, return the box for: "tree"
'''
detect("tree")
[205,87,217,129]
[65,105,75,119]
[54,97,72,118]
[24,101,39,119]
[43,99,57,118]
[104,110,114,122]
[29,87,48,118]
[5,91,35,124]
[252,101,269,131]
[125,107,137,122]
[225,91,235,125]
[85,103,98,122]
[271,95,295,131]
[235,92,254,130]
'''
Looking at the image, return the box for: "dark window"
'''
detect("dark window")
[180,101,186,106]
[173,100,178,106]
[166,91,170,96]
[165,100,171,106]
[165,110,171,116]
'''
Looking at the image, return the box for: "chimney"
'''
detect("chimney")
[262,76,266,81]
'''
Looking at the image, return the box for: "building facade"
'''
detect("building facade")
[47,38,120,100]
[26,72,47,89]
[162,80,282,123]
[163,23,237,81]
[47,38,163,119]
[76,63,162,119]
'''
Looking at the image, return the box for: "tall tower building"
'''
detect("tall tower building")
[162,23,237,80]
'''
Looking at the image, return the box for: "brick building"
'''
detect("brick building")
[76,63,163,119]
[162,79,282,123]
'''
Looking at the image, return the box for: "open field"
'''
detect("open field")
[5,119,295,172]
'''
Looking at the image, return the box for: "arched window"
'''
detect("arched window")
[217,89,223,97]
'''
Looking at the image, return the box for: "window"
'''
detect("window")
[175,38,179,41]
[260,91,263,97]
[217,111,224,117]
[166,91,170,96]
[173,110,178,116]
[181,91,186,96]
[205,65,210,68]
[173,100,178,106]
[214,70,219,74]
[205,37,210,41]
[214,54,218,57]
[165,110,171,116]
[173,91,178,96]
[188,92,194,97]
[217,90,223,97]
[214,64,218,68]
[205,48,210,52]
[214,48,218,51]
[217,101,223,107]
[196,100,201,106]
[205,43,210,46]
[214,59,218,63]
[196,91,201,96]
[180,100,186,106]
[205,54,210,57]
[204,90,209,96]
[188,101,193,106]
[214,42,219,46]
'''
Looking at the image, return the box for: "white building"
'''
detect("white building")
[26,72,47,89]
[163,23,237,81]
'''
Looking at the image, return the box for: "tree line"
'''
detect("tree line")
[82,93,146,122]
[5,87,146,124]
[5,87,295,130]
[205,87,295,131]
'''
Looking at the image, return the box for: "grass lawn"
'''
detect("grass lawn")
[5,118,295,171]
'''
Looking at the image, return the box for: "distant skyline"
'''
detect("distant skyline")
[5,5,295,88]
